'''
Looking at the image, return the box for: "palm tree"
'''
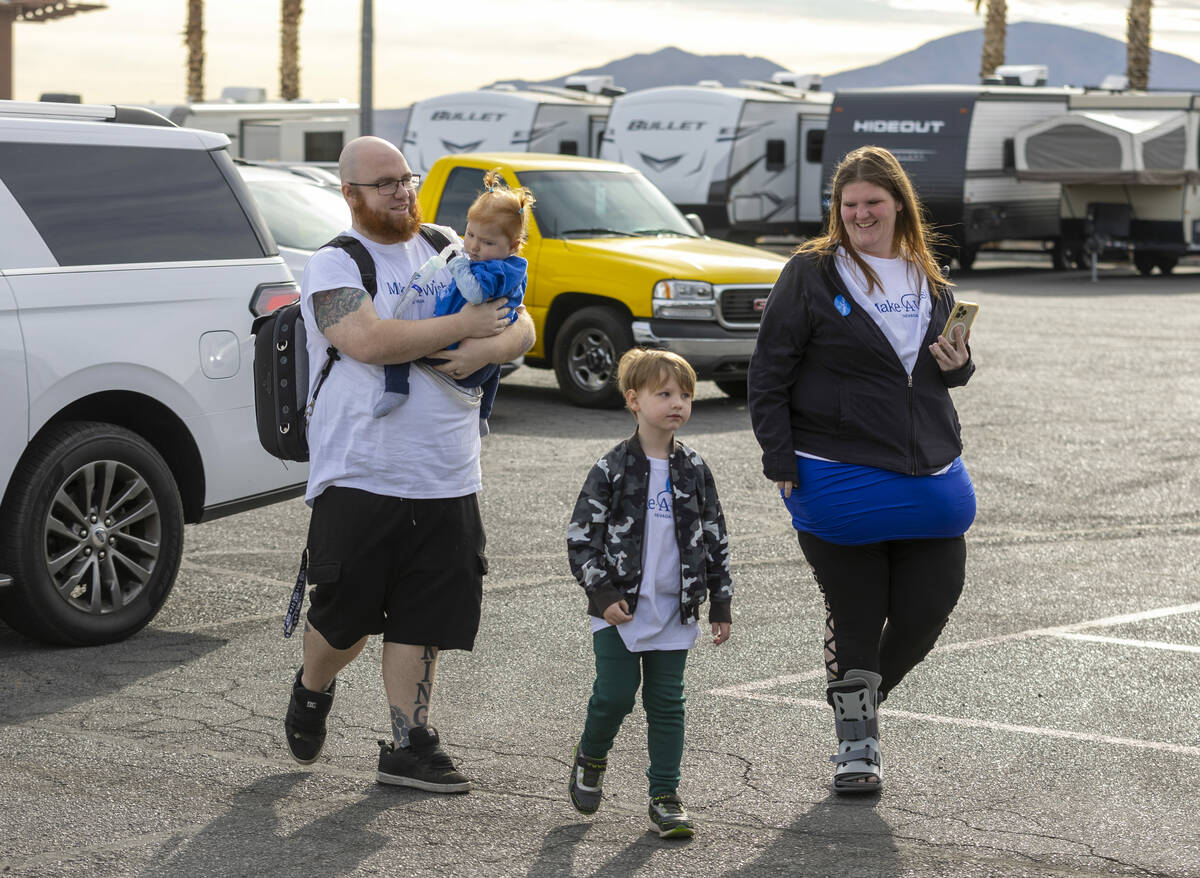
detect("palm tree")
[1126,0,1152,90]
[280,0,303,101]
[185,0,204,102]
[973,0,1007,80]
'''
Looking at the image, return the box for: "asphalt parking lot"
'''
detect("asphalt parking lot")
[2,255,1198,878]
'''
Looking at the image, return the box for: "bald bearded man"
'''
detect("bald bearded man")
[282,136,535,792]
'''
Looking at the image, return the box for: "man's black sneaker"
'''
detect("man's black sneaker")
[648,794,696,838]
[284,667,335,765]
[376,726,471,793]
[567,743,606,814]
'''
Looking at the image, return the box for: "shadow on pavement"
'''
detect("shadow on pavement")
[728,793,902,877]
[139,773,399,877]
[525,819,686,877]
[0,624,227,725]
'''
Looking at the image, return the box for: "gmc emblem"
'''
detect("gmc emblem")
[753,297,768,312]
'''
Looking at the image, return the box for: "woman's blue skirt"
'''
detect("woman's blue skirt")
[783,456,976,546]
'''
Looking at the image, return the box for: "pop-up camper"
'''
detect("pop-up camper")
[599,75,832,240]
[1015,91,1199,274]
[141,88,359,163]
[400,78,617,175]
[822,84,1077,268]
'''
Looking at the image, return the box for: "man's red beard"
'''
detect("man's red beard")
[349,191,423,242]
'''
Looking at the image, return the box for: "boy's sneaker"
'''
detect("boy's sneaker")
[376,726,471,793]
[284,667,335,764]
[648,794,696,839]
[567,743,606,814]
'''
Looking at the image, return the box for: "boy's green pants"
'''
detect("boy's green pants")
[579,625,688,797]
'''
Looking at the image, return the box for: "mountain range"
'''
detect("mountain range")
[488,22,1200,93]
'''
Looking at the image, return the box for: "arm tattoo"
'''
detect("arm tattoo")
[313,287,368,333]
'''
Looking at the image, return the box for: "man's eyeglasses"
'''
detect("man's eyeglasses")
[344,175,421,196]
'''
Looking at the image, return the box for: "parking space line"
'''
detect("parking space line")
[1038,601,1200,634]
[1053,632,1200,654]
[708,694,1200,758]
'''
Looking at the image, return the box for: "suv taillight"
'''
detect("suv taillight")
[249,281,301,317]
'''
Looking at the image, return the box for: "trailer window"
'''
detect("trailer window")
[1002,138,1015,171]
[805,130,824,164]
[436,166,487,231]
[766,139,785,172]
[558,140,579,156]
[305,131,344,163]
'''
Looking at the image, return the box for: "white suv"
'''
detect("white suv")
[0,101,306,645]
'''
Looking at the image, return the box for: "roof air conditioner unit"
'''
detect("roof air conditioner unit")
[992,65,1048,87]
[771,72,822,91]
[219,86,269,103]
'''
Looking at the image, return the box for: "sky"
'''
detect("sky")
[11,0,1200,107]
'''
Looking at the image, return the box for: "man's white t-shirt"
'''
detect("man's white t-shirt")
[835,247,932,375]
[300,225,481,503]
[591,457,701,652]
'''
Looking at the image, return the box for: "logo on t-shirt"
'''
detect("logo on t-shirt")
[649,486,672,520]
[874,291,921,316]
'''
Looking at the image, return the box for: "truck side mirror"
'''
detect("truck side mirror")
[684,213,705,236]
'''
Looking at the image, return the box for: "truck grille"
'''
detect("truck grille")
[717,286,771,328]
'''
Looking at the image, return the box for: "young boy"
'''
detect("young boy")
[565,348,733,838]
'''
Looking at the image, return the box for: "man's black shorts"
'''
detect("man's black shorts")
[304,487,486,650]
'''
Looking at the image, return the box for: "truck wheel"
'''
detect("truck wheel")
[1133,250,1157,276]
[956,246,977,271]
[1156,255,1178,275]
[553,307,632,408]
[714,378,748,398]
[0,422,184,646]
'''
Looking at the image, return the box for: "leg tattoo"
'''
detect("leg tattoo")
[391,706,416,748]
[392,646,438,748]
[414,645,436,727]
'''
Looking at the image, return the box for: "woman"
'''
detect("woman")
[747,145,976,793]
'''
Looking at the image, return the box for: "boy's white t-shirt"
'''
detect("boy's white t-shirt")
[591,457,701,652]
[300,225,482,503]
[835,247,932,375]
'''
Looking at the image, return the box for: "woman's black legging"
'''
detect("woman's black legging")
[796,531,966,701]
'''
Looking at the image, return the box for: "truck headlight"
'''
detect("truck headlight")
[652,280,715,320]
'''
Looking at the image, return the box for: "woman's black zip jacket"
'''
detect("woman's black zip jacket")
[747,249,975,483]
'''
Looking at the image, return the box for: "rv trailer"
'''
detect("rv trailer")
[1015,91,1200,275]
[599,76,832,240]
[140,89,359,163]
[400,78,617,176]
[822,84,1077,268]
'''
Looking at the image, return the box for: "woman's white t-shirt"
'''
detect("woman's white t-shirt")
[591,457,701,652]
[299,226,482,503]
[835,247,932,375]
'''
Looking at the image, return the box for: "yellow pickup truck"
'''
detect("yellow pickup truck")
[418,152,787,407]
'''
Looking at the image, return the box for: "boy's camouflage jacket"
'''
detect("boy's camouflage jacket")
[567,431,733,625]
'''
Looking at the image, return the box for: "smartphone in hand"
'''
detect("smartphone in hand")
[941,301,979,343]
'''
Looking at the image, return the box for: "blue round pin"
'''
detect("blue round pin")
[834,294,851,316]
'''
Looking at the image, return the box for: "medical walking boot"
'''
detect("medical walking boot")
[828,668,882,793]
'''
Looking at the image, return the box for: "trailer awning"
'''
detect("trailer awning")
[1014,109,1198,184]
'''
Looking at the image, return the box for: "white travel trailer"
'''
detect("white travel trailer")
[140,89,359,163]
[1015,91,1200,274]
[822,84,1078,268]
[400,79,616,176]
[599,76,833,239]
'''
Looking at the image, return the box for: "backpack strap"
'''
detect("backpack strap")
[324,234,377,298]
[418,223,453,255]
